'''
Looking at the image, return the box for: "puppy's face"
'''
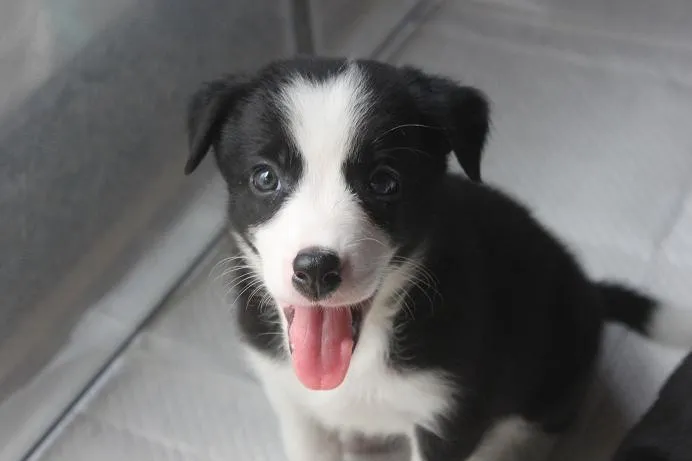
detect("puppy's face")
[186,58,489,390]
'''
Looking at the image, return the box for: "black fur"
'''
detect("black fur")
[185,57,670,461]
[392,177,604,458]
[613,352,692,461]
[600,282,656,336]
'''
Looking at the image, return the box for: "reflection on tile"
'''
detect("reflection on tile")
[0,0,135,116]
[469,0,692,47]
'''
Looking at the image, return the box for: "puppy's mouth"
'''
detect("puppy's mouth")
[282,298,372,391]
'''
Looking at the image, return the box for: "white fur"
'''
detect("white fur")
[648,302,692,348]
[244,259,455,461]
[250,64,391,309]
[465,417,555,461]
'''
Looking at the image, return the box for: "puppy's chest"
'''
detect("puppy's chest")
[296,362,453,434]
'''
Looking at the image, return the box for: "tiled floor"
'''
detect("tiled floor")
[32,0,692,459]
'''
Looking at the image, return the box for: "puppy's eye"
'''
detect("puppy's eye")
[369,166,400,197]
[250,165,280,193]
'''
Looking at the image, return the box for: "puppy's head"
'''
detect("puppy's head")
[186,58,489,390]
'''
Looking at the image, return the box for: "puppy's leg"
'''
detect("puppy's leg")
[415,417,555,461]
[268,392,342,461]
[464,417,555,461]
[278,410,341,461]
[409,429,427,461]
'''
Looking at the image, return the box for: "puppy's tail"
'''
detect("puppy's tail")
[599,282,692,348]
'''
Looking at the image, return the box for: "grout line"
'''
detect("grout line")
[24,356,129,461]
[369,0,446,61]
[21,213,228,461]
[289,0,316,55]
[426,18,692,89]
[461,0,692,55]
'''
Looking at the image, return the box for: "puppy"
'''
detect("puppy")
[184,57,692,461]
[612,352,692,461]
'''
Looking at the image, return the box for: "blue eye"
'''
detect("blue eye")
[251,165,280,193]
[369,166,400,197]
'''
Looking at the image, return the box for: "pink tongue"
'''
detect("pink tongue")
[288,307,353,390]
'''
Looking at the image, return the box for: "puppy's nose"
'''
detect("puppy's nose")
[292,247,342,300]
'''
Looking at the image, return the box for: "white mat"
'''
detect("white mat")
[33,0,692,459]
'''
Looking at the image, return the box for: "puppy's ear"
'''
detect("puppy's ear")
[401,67,490,182]
[185,74,251,175]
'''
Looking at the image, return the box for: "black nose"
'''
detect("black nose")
[292,247,342,300]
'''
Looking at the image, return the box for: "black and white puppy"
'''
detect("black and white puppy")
[185,57,692,461]
[612,352,692,461]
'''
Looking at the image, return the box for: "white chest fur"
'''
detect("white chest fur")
[245,308,454,437]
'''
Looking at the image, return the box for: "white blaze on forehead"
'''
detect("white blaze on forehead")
[251,64,390,306]
[280,64,371,170]
[262,64,374,251]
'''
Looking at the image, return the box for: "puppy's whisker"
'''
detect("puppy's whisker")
[390,256,439,287]
[391,287,415,322]
[348,236,389,247]
[258,293,275,312]
[209,256,252,280]
[230,274,262,292]
[373,123,441,143]
[225,281,261,307]
[222,263,257,275]
[231,278,265,309]
[247,284,269,307]
[211,255,249,272]
[219,265,255,278]
[376,146,434,158]
[224,272,261,292]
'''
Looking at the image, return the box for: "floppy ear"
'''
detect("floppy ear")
[400,66,490,182]
[185,74,251,175]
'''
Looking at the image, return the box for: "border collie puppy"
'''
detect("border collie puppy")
[613,352,692,461]
[184,57,692,461]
